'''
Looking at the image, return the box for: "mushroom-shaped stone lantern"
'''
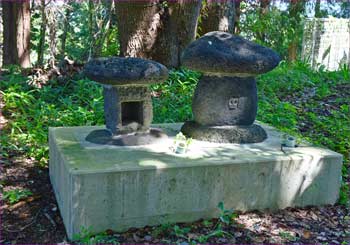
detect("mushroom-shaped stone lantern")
[84,57,169,145]
[181,31,281,143]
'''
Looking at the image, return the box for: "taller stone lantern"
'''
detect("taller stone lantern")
[181,31,281,143]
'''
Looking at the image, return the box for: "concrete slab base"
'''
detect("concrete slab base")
[49,123,343,239]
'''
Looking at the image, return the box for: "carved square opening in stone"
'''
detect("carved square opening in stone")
[121,101,144,125]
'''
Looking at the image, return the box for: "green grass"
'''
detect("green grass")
[0,62,349,204]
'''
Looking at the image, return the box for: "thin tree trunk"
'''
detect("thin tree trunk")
[0,4,3,67]
[2,0,31,68]
[37,0,47,66]
[92,0,114,58]
[60,2,72,59]
[198,0,235,36]
[256,0,270,42]
[115,0,201,68]
[88,0,95,59]
[288,0,305,62]
[234,0,243,34]
[315,0,321,17]
[47,6,57,68]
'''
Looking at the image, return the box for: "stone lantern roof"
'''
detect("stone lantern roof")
[181,31,281,77]
[84,57,168,85]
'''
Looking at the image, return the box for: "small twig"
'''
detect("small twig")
[5,210,41,233]
[44,211,56,228]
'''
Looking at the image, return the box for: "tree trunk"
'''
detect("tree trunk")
[314,0,321,17]
[198,0,235,36]
[115,0,201,68]
[91,0,114,58]
[2,0,31,68]
[0,4,3,67]
[60,1,72,59]
[234,0,243,34]
[256,0,270,42]
[47,5,57,68]
[37,0,47,66]
[88,0,95,59]
[288,0,305,62]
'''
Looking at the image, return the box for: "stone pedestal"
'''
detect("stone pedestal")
[192,76,257,126]
[49,123,343,239]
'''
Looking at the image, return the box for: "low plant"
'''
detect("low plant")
[3,188,32,204]
[72,227,119,245]
[217,201,237,226]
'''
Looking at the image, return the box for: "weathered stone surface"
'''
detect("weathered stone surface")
[181,121,267,143]
[84,57,168,85]
[85,128,168,146]
[181,31,281,76]
[192,76,257,126]
[103,86,153,134]
[49,123,343,239]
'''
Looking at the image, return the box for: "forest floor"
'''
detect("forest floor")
[1,65,350,244]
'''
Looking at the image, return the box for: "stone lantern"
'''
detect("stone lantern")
[181,31,281,143]
[84,57,169,145]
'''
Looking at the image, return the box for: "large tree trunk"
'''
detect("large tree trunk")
[37,0,47,66]
[288,0,305,62]
[115,0,201,68]
[198,0,235,36]
[2,0,31,68]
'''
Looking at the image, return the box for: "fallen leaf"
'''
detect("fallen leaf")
[302,230,311,239]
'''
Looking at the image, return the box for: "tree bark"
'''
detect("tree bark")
[60,1,72,59]
[115,0,201,68]
[256,0,270,42]
[234,0,243,34]
[288,0,305,62]
[314,0,321,17]
[2,0,31,68]
[37,0,47,66]
[198,0,235,36]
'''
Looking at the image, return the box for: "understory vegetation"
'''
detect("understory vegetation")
[1,61,349,208]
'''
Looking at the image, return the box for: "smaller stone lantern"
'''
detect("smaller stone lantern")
[84,57,169,146]
[181,31,281,143]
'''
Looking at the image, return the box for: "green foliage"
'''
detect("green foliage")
[257,61,350,204]
[73,227,119,245]
[239,1,307,60]
[3,188,33,204]
[279,231,298,242]
[151,68,200,123]
[217,201,237,225]
[172,225,191,239]
[0,68,104,165]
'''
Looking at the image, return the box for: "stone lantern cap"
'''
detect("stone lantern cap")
[84,57,169,85]
[181,31,281,77]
